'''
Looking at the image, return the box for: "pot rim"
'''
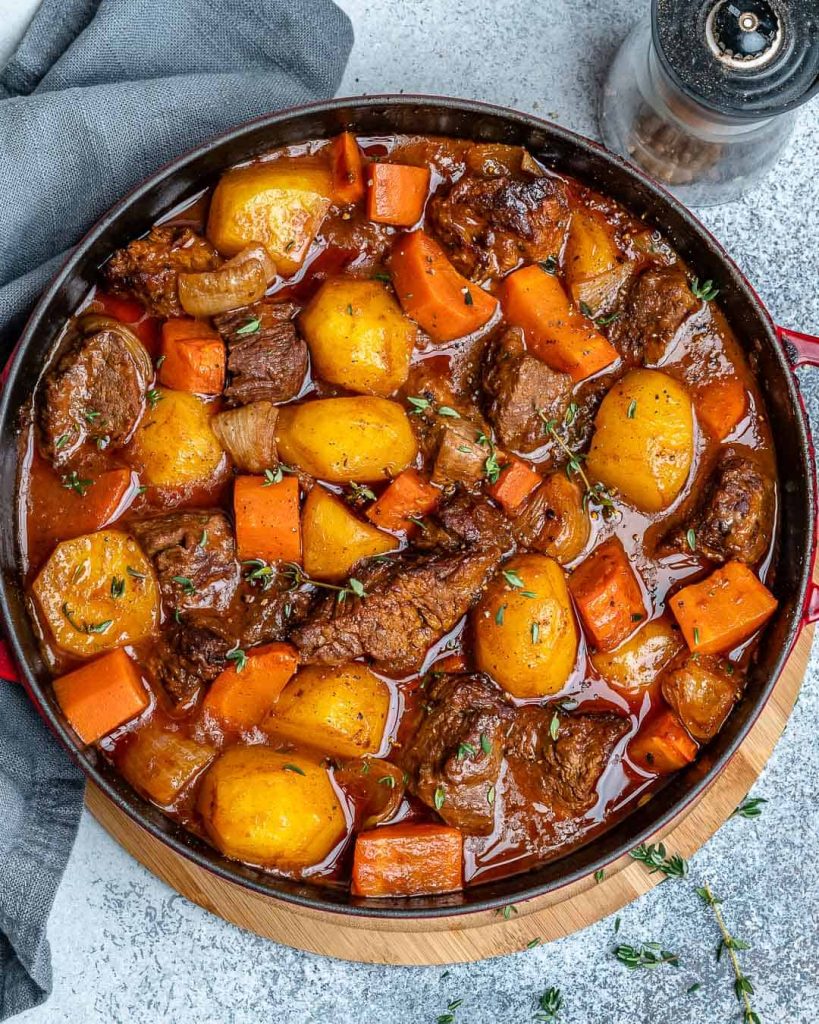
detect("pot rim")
[1,93,814,922]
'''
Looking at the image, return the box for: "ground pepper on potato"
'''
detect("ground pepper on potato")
[21,131,777,896]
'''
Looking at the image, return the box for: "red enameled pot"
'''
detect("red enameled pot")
[1,96,817,919]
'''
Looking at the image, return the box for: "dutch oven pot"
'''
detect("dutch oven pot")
[1,96,818,920]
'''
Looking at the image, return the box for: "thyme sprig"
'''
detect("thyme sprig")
[691,277,720,302]
[613,942,680,970]
[630,842,688,879]
[534,986,563,1021]
[539,412,615,515]
[697,883,759,1024]
[732,797,767,820]
[283,562,367,603]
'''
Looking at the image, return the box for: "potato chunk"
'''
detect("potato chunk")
[592,616,684,696]
[472,553,578,698]
[267,663,392,758]
[276,397,418,483]
[302,486,397,581]
[586,369,693,512]
[120,721,215,806]
[33,530,160,657]
[197,746,345,870]
[129,388,225,489]
[300,278,416,396]
[207,161,332,275]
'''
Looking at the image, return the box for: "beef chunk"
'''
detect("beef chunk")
[148,573,312,706]
[131,511,239,614]
[38,318,152,466]
[429,174,570,280]
[292,550,500,675]
[414,490,514,554]
[483,328,571,452]
[660,454,774,565]
[400,673,628,836]
[103,226,220,317]
[432,418,488,487]
[405,359,490,464]
[609,266,699,365]
[661,652,743,742]
[214,300,307,405]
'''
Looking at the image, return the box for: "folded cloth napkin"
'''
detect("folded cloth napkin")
[0,0,353,1017]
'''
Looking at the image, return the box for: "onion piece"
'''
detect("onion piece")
[334,757,405,829]
[177,245,277,317]
[571,262,634,318]
[211,401,278,473]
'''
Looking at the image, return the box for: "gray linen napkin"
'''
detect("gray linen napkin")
[0,0,353,1017]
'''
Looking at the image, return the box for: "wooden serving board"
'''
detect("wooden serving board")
[86,624,812,965]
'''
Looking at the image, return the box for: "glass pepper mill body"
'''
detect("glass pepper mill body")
[599,0,819,206]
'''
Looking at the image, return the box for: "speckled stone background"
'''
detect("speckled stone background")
[3,0,818,1021]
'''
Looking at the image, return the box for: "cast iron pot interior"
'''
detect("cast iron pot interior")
[0,97,814,919]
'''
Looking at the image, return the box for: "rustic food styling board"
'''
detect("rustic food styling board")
[85,622,812,965]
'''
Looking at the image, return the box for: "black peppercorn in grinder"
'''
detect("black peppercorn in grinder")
[599,0,819,205]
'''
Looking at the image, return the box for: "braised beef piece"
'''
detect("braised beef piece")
[659,454,774,565]
[483,328,572,452]
[214,300,308,405]
[292,549,500,675]
[414,490,514,554]
[660,651,744,742]
[431,419,488,487]
[404,360,489,464]
[148,573,312,706]
[103,226,220,317]
[609,266,699,365]
[400,673,628,837]
[429,174,570,280]
[131,511,239,615]
[38,320,152,466]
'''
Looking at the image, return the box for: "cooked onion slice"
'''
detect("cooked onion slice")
[334,757,405,829]
[211,400,278,473]
[177,245,276,317]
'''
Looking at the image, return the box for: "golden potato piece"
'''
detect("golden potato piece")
[302,486,397,581]
[586,369,693,512]
[300,277,416,396]
[473,553,578,698]
[33,530,160,657]
[207,161,332,275]
[120,721,215,806]
[276,397,418,483]
[197,746,346,870]
[592,616,684,695]
[129,388,225,489]
[267,663,392,759]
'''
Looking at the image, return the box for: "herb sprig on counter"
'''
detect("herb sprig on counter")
[630,843,688,880]
[697,883,760,1024]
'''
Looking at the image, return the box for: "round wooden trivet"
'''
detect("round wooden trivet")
[86,624,812,965]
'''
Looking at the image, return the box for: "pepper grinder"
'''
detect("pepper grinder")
[599,0,819,205]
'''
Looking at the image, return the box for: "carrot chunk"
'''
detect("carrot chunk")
[28,462,137,549]
[669,561,777,655]
[54,648,149,745]
[488,456,541,515]
[695,377,748,441]
[94,291,145,323]
[158,318,225,395]
[630,707,698,773]
[204,642,299,730]
[234,475,301,564]
[330,132,365,204]
[568,536,645,652]
[365,468,440,532]
[390,231,498,342]
[351,822,464,897]
[500,264,619,382]
[367,163,430,226]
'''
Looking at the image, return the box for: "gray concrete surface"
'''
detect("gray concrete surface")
[6,0,819,1021]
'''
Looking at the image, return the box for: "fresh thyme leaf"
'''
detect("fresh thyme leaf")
[437,406,460,418]
[686,527,697,551]
[499,904,517,920]
[61,471,93,496]
[155,355,166,369]
[613,943,680,970]
[596,311,621,326]
[462,287,474,306]
[495,604,506,625]
[457,742,476,760]
[346,304,354,315]
[538,256,558,275]
[526,938,541,949]
[549,712,560,741]
[693,626,701,645]
[627,399,637,419]
[110,576,125,599]
[502,569,525,589]
[480,733,492,755]
[172,575,196,596]
[126,565,146,580]
[236,318,261,335]
[535,986,562,1020]
[282,762,306,775]
[732,796,767,819]
[579,300,594,318]
[83,409,101,423]
[487,784,496,805]
[531,622,540,644]
[434,784,446,810]
[61,603,112,635]
[595,868,605,883]
[407,395,431,414]
[484,448,501,484]
[372,271,391,283]
[349,481,377,502]
[263,467,284,485]
[690,277,720,302]
[55,433,71,450]
[348,577,367,598]
[687,982,701,995]
[378,774,396,788]
[226,647,248,672]
[145,388,163,409]
[564,401,579,426]
[173,607,182,624]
